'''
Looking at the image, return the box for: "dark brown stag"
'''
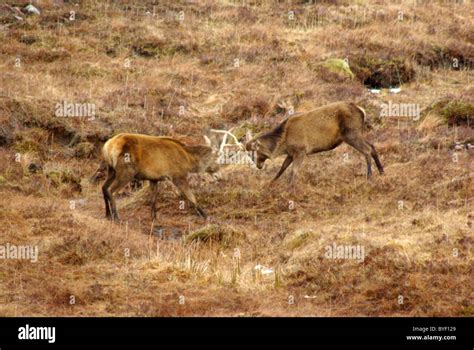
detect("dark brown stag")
[245,101,384,183]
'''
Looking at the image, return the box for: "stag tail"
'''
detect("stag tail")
[354,105,372,132]
[102,138,124,168]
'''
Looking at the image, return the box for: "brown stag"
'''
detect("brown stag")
[102,133,219,222]
[245,101,384,183]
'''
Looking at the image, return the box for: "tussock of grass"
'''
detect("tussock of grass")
[283,230,317,250]
[185,224,246,248]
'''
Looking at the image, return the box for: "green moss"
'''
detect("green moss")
[459,305,474,316]
[286,230,314,250]
[323,58,355,79]
[46,170,62,187]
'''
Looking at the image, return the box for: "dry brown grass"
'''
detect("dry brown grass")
[0,0,472,316]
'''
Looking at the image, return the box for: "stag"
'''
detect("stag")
[245,102,384,183]
[102,133,219,222]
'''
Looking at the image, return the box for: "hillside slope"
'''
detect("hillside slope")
[0,0,472,316]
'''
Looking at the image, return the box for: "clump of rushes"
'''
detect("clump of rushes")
[185,224,246,249]
[424,100,474,127]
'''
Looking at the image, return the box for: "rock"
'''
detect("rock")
[24,4,41,15]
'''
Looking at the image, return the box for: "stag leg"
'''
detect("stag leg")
[272,155,293,182]
[102,166,116,219]
[149,180,159,221]
[343,134,373,180]
[288,150,305,185]
[108,167,136,222]
[369,143,384,174]
[173,178,207,219]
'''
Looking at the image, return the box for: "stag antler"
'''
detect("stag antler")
[209,129,246,152]
[209,128,255,166]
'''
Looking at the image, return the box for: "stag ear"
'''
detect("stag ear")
[203,135,212,147]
